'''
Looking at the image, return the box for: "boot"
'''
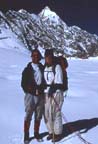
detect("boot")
[52,134,61,142]
[34,120,41,140]
[24,131,29,142]
[47,134,53,140]
[34,132,40,139]
[24,120,30,142]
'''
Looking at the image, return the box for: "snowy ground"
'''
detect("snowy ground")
[0,29,98,144]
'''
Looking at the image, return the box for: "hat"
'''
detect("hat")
[45,49,54,57]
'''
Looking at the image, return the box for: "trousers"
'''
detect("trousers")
[44,90,64,135]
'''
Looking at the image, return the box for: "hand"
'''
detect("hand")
[36,89,39,96]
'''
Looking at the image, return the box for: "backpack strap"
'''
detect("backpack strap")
[52,63,56,77]
[50,64,63,92]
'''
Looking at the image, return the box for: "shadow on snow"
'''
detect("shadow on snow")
[29,117,98,142]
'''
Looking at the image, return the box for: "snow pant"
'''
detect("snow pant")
[44,90,64,135]
[24,93,44,133]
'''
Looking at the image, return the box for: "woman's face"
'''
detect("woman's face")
[45,55,53,65]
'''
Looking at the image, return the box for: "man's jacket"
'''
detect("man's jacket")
[21,62,45,95]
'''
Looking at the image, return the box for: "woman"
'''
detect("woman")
[44,49,64,142]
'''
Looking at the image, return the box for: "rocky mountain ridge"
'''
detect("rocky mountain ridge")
[0,6,98,58]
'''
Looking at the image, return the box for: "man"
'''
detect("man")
[21,49,44,143]
[44,49,64,142]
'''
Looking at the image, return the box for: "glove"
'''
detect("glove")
[36,89,39,96]
[27,87,33,94]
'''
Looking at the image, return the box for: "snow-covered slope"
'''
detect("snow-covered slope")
[0,25,98,144]
[0,28,29,144]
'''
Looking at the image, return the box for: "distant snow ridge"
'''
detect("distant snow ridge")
[0,6,98,58]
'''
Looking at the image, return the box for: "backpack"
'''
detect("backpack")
[53,56,68,91]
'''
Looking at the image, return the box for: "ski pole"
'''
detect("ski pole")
[50,97,55,144]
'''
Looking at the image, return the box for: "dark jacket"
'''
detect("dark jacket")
[21,62,45,95]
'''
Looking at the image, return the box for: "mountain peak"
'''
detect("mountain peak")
[39,6,58,18]
[18,9,26,13]
[39,6,60,24]
[44,6,51,11]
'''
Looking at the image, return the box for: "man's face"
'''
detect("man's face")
[31,51,40,64]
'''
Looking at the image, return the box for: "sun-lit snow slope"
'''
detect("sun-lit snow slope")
[0,28,98,144]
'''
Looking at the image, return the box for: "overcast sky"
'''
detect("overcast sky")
[0,0,98,35]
